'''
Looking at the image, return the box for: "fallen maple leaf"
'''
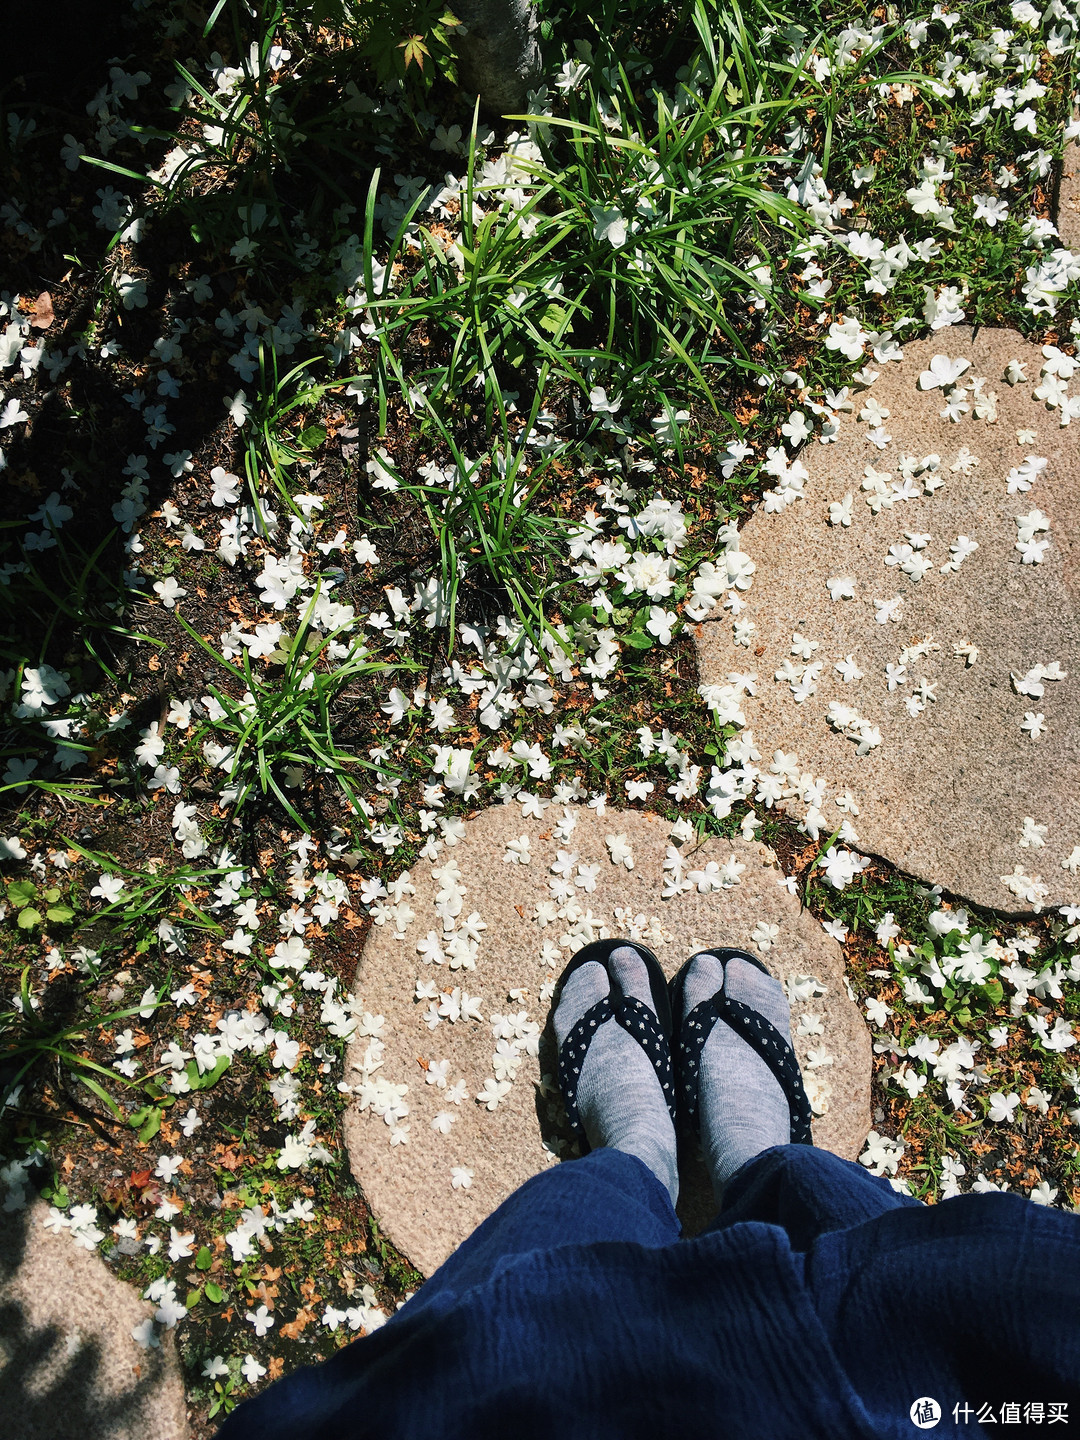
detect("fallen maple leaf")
[279,1309,315,1340]
[30,292,55,330]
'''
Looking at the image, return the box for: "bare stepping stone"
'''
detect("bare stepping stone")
[0,1198,188,1440]
[695,326,1080,914]
[343,805,870,1277]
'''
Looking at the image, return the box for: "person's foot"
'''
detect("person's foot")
[679,951,796,1199]
[554,945,679,1206]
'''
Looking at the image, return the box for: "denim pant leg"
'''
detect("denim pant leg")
[218,1149,679,1440]
[403,1147,680,1320]
[704,1143,924,1250]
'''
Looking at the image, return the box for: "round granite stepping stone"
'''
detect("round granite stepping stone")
[695,326,1080,915]
[0,1198,188,1440]
[343,804,870,1277]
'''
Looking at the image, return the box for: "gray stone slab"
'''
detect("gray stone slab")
[0,1198,188,1440]
[694,326,1080,914]
[343,805,870,1277]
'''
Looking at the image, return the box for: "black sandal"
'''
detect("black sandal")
[669,948,813,1145]
[555,939,678,1142]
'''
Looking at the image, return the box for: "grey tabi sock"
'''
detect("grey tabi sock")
[683,952,793,1200]
[554,947,679,1206]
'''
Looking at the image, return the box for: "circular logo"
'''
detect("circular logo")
[910,1398,942,1430]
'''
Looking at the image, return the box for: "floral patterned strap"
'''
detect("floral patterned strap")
[677,993,814,1144]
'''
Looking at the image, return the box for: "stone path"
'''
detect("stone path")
[695,327,1080,915]
[343,805,870,1277]
[0,1198,187,1440]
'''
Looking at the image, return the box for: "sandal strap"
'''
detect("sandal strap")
[678,993,813,1144]
[615,992,677,1127]
[559,996,611,1135]
[558,994,677,1138]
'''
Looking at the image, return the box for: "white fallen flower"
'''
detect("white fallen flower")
[818,846,871,891]
[503,835,532,865]
[826,703,881,755]
[1010,662,1066,699]
[751,921,779,952]
[859,1130,904,1176]
[475,1078,512,1111]
[827,494,853,527]
[827,576,856,601]
[999,866,1048,909]
[918,354,971,390]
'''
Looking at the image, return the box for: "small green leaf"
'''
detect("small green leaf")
[43,1181,69,1208]
[195,1245,213,1271]
[186,1289,203,1308]
[205,1281,224,1303]
[297,424,326,450]
[42,887,61,903]
[185,1054,231,1090]
[538,302,569,336]
[8,880,36,907]
[17,907,42,929]
[46,905,76,924]
[138,1107,163,1144]
[623,632,654,650]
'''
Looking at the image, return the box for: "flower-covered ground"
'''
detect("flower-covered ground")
[2,0,1080,1430]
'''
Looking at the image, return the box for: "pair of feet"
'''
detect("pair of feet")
[553,943,812,1207]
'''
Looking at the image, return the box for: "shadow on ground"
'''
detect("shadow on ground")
[0,1197,187,1440]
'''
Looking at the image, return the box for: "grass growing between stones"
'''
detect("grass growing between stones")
[2,0,1080,1425]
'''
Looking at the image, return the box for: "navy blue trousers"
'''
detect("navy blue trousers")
[220,1146,1080,1439]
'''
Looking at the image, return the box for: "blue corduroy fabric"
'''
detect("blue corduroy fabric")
[217,1146,1080,1440]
